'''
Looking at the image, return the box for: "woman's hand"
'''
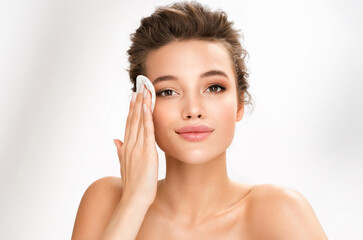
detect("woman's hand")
[113,85,158,206]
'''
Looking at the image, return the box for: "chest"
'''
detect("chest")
[136,205,251,239]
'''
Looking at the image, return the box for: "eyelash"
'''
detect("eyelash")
[156,84,226,97]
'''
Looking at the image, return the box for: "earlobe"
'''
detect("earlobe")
[236,103,244,122]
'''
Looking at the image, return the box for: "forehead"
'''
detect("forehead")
[145,39,235,83]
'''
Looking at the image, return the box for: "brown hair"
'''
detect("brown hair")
[126,1,252,108]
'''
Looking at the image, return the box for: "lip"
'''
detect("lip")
[177,132,213,142]
[175,125,214,134]
[175,125,214,142]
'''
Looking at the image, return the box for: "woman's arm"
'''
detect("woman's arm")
[71,176,150,240]
[246,184,328,240]
[99,194,150,240]
[72,86,158,239]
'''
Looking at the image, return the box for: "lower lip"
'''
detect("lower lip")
[177,131,213,142]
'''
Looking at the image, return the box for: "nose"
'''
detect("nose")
[181,94,206,120]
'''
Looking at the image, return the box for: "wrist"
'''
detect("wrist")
[120,195,153,209]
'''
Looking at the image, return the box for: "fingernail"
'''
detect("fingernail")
[113,139,117,147]
[132,92,136,102]
[143,103,147,112]
[143,88,147,98]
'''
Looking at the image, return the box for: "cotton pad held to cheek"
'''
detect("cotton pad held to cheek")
[136,75,156,113]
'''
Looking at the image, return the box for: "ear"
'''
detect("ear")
[236,102,244,122]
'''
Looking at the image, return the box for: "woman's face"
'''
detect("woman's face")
[145,39,244,164]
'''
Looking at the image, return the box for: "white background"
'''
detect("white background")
[1,0,362,239]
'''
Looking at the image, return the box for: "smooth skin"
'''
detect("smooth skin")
[71,40,328,239]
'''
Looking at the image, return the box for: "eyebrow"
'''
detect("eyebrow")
[152,70,229,85]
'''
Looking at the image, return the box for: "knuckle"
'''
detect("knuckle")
[134,139,143,149]
[127,110,133,119]
[129,119,137,128]
[132,111,140,120]
[124,144,132,157]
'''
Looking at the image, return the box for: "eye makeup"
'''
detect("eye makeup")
[155,83,226,97]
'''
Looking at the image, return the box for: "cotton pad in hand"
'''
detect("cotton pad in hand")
[136,75,156,113]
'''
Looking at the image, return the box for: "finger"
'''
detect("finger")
[123,92,137,186]
[124,92,136,144]
[126,84,145,150]
[124,86,143,186]
[119,144,126,184]
[143,88,156,149]
[136,88,148,147]
[114,138,123,148]
[113,139,123,163]
[114,139,125,183]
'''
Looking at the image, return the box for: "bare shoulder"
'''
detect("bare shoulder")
[71,176,123,240]
[245,184,328,240]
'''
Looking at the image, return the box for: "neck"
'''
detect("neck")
[155,151,232,224]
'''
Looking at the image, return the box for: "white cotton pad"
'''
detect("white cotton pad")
[136,75,156,113]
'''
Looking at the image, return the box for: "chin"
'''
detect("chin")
[177,151,213,165]
[162,144,225,165]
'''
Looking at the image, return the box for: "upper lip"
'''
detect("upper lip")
[175,125,214,134]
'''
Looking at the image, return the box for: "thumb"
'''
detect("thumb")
[113,139,123,149]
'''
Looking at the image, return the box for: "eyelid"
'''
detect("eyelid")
[156,83,226,97]
[206,84,226,93]
[155,88,178,97]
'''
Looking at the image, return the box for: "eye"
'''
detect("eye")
[156,84,226,97]
[206,84,226,93]
[156,89,177,97]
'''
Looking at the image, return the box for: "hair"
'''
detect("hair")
[126,0,252,109]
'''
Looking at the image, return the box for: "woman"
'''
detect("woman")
[72,1,328,239]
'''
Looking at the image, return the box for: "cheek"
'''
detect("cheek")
[218,100,236,132]
[221,104,236,124]
[211,96,237,149]
[153,111,167,129]
[152,104,174,137]
[211,95,237,125]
